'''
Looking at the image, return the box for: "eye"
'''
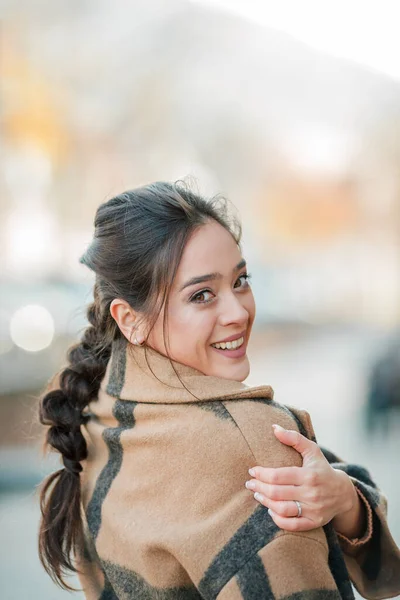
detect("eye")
[234,272,252,289]
[190,289,214,304]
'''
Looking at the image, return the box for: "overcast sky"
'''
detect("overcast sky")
[191,0,400,81]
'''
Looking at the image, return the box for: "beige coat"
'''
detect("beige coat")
[77,337,400,599]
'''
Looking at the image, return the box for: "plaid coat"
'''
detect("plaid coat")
[77,338,400,599]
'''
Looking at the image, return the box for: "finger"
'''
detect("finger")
[272,424,320,461]
[245,480,300,501]
[263,498,304,519]
[252,493,313,525]
[248,466,305,486]
[267,511,316,533]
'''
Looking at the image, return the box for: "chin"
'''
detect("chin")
[214,359,250,383]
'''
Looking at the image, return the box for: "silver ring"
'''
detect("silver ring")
[294,500,302,518]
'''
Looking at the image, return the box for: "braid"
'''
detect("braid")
[38,283,112,589]
[37,180,242,590]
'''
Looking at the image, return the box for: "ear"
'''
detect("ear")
[109,299,144,344]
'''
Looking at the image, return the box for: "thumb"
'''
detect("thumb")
[272,423,320,462]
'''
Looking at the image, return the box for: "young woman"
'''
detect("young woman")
[39,181,400,599]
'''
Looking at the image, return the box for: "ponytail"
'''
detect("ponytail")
[38,287,112,589]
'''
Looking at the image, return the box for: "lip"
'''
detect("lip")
[211,339,247,359]
[212,329,247,344]
[210,329,248,359]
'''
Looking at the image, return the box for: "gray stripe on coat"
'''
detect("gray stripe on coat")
[101,560,202,599]
[198,505,279,600]
[236,552,273,599]
[86,338,138,541]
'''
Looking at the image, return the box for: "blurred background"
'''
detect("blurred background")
[1,0,400,598]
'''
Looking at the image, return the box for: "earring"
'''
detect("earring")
[133,334,144,346]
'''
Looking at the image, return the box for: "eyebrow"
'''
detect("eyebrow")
[179,259,247,292]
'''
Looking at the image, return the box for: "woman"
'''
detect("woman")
[38,181,400,599]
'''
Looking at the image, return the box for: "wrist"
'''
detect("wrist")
[334,469,356,517]
[332,472,367,539]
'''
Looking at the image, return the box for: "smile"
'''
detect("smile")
[211,336,244,350]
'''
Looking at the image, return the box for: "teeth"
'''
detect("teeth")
[212,336,244,350]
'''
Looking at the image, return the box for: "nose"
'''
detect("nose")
[218,290,249,328]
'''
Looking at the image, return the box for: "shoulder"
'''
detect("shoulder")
[219,397,315,467]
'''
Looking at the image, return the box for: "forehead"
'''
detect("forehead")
[176,220,241,279]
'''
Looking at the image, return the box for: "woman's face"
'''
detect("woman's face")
[146,220,255,382]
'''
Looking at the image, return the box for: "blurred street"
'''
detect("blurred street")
[1,325,399,599]
[2,1,400,597]
[248,325,400,543]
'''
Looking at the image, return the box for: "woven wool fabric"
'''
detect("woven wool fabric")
[76,337,400,599]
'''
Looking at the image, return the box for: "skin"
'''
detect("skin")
[110,218,367,538]
[111,219,256,382]
[246,425,367,538]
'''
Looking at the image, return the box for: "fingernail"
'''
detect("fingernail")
[254,492,263,502]
[268,508,274,517]
[272,424,284,431]
[248,468,256,476]
[245,480,255,490]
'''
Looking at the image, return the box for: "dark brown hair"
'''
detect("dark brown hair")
[38,180,241,589]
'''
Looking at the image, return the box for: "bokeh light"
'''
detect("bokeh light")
[1,3,400,598]
[9,305,55,352]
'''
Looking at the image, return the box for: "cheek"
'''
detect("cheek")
[146,314,165,351]
[147,303,215,359]
[168,305,217,349]
[247,291,256,323]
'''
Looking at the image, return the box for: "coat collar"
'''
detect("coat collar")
[99,337,274,404]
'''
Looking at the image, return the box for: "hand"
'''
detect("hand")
[245,424,356,532]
